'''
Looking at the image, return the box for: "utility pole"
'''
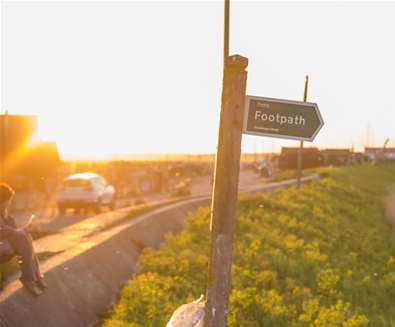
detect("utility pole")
[0,116,2,182]
[384,138,389,149]
[205,1,249,326]
[297,75,309,188]
[0,112,3,182]
[383,137,390,161]
[0,110,8,182]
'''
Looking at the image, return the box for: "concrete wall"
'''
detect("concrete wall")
[0,197,210,327]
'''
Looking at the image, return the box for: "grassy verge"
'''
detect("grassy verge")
[268,166,332,183]
[103,165,395,326]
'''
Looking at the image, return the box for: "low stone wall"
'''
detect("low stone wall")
[0,197,210,327]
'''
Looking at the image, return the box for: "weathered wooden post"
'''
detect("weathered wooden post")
[205,54,248,327]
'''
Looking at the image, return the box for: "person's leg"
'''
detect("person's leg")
[34,254,42,278]
[26,232,47,289]
[26,233,43,280]
[3,228,43,296]
[5,229,37,282]
[33,254,47,289]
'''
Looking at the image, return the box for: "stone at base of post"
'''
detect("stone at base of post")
[166,297,205,327]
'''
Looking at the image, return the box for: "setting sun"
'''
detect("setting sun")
[3,2,395,160]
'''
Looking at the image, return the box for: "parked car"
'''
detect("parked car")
[57,173,116,214]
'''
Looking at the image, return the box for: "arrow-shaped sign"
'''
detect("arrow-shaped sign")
[243,96,324,141]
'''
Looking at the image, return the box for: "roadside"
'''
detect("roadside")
[0,170,261,287]
[1,172,318,289]
[32,170,265,256]
[0,173,320,327]
[11,170,260,236]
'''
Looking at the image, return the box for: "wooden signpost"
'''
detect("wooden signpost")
[205,1,249,326]
[205,2,323,327]
[206,54,248,327]
[207,76,323,327]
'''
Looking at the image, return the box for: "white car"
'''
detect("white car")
[57,173,116,214]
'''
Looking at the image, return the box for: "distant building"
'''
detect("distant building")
[364,147,395,161]
[351,152,366,164]
[0,114,38,157]
[0,114,60,189]
[23,142,61,179]
[279,147,323,170]
[321,148,352,166]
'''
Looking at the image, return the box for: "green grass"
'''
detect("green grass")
[269,166,331,183]
[268,169,309,182]
[105,165,395,326]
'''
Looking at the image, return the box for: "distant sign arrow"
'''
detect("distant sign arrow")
[243,96,324,141]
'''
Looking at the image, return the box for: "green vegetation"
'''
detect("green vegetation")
[171,180,192,198]
[269,169,310,182]
[268,166,331,183]
[104,165,395,327]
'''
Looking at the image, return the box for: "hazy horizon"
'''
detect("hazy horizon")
[2,1,395,158]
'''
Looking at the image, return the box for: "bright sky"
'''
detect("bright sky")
[1,1,395,159]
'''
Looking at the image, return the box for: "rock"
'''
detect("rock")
[166,297,205,327]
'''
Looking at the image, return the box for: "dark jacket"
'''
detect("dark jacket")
[0,215,17,257]
[0,215,17,228]
[0,215,18,239]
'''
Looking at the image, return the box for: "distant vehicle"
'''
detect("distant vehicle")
[257,160,273,178]
[57,173,116,214]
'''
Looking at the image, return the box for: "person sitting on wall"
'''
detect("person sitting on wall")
[0,183,47,297]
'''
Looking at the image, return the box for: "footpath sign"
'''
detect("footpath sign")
[243,96,324,141]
